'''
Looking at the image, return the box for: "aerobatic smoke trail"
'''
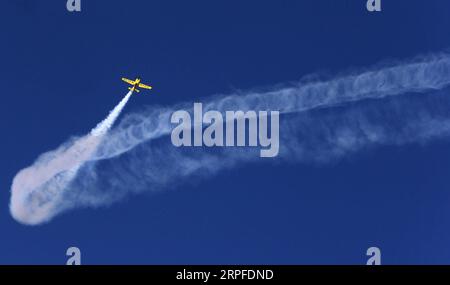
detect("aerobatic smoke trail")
[10,91,132,225]
[94,53,450,160]
[91,91,133,137]
[9,52,450,225]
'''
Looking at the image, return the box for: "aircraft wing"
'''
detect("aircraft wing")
[138,83,152,90]
[122,78,135,85]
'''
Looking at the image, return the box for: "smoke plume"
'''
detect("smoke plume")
[9,52,450,225]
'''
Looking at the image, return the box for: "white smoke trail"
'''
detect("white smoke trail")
[10,91,132,225]
[9,52,450,225]
[91,91,133,137]
[94,53,450,160]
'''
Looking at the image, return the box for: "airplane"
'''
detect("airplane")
[121,77,152,93]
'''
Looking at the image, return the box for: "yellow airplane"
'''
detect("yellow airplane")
[121,77,152,93]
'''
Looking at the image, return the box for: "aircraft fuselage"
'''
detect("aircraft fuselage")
[132,78,141,90]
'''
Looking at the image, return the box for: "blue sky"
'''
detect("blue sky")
[2,0,450,264]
